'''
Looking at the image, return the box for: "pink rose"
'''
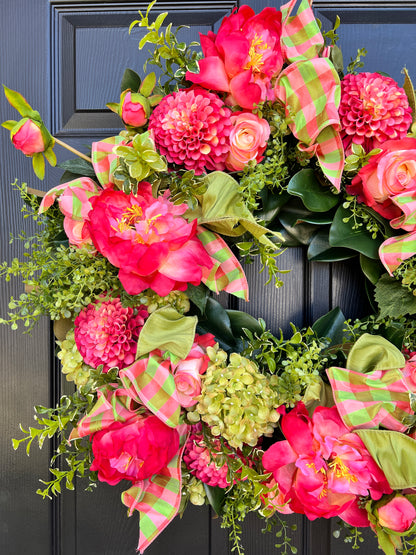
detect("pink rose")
[186,5,282,109]
[226,112,270,171]
[121,91,148,128]
[86,185,213,296]
[347,138,416,228]
[378,495,416,532]
[90,414,179,486]
[12,119,46,155]
[173,333,216,407]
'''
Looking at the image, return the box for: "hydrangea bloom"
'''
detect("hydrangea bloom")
[339,72,412,153]
[86,185,213,295]
[148,87,232,174]
[74,296,148,372]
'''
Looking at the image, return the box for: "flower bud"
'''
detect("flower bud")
[378,495,416,532]
[121,91,149,128]
[11,119,46,155]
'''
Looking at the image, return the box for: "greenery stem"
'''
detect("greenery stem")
[53,137,92,163]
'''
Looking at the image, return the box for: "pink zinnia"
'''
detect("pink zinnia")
[339,72,412,154]
[183,424,231,488]
[74,296,148,372]
[148,87,233,174]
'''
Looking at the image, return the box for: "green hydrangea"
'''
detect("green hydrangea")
[196,346,280,449]
[57,329,91,387]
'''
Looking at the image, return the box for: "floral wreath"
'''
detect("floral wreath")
[3,1,416,554]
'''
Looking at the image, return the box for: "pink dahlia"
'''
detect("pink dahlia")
[74,296,148,372]
[339,72,412,154]
[183,424,231,488]
[148,87,233,174]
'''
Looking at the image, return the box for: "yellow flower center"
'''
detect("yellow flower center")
[328,456,358,483]
[245,34,268,73]
[116,205,143,233]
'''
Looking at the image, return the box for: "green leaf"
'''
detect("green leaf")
[43,147,57,167]
[384,323,405,350]
[32,153,45,179]
[360,254,384,285]
[287,168,339,212]
[3,85,37,118]
[139,72,156,97]
[1,119,17,130]
[330,44,344,73]
[225,309,263,337]
[308,230,356,262]
[203,484,225,516]
[375,274,416,318]
[120,68,142,92]
[58,158,96,178]
[312,307,347,344]
[296,211,335,225]
[257,189,291,224]
[186,283,209,313]
[403,68,416,125]
[197,297,235,348]
[329,205,382,258]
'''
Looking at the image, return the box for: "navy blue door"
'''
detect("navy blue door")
[1,1,416,554]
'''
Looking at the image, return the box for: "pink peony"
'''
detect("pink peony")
[90,413,179,485]
[186,6,283,109]
[378,495,416,532]
[339,73,412,154]
[12,119,46,155]
[148,88,232,174]
[347,138,416,227]
[183,423,232,488]
[262,403,392,521]
[402,352,416,392]
[74,296,148,372]
[86,185,213,295]
[121,91,148,128]
[172,333,216,407]
[225,111,270,171]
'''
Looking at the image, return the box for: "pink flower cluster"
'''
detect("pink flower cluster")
[262,402,392,525]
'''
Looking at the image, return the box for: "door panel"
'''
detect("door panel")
[1,1,414,553]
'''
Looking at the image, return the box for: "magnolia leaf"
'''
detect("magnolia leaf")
[196,297,236,350]
[32,153,45,180]
[330,44,344,74]
[203,484,225,516]
[279,205,319,246]
[226,309,263,337]
[375,274,416,319]
[360,254,384,285]
[58,158,96,178]
[185,283,209,313]
[287,168,339,212]
[312,307,346,344]
[329,205,381,258]
[121,68,142,93]
[308,230,355,262]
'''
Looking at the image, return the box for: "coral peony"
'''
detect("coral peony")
[226,111,270,171]
[183,423,231,488]
[378,495,416,532]
[186,5,283,109]
[148,88,232,174]
[339,73,412,154]
[347,138,416,227]
[86,185,213,295]
[120,91,149,128]
[74,296,148,372]
[262,403,392,521]
[91,413,179,485]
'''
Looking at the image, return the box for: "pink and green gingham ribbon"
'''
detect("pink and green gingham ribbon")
[197,226,249,301]
[91,135,126,187]
[276,0,344,190]
[121,424,190,553]
[38,177,100,217]
[327,366,413,432]
[120,354,181,428]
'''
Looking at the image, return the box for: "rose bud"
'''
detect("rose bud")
[11,119,46,155]
[378,495,416,532]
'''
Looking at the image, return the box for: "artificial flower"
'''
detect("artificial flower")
[11,119,46,155]
[90,413,180,485]
[186,5,283,109]
[347,137,416,227]
[339,72,412,154]
[225,111,270,171]
[148,87,232,174]
[120,91,149,128]
[74,296,148,372]
[86,185,213,295]
[377,495,416,532]
[262,403,392,522]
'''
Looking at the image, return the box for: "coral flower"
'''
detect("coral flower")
[148,87,232,174]
[262,403,392,523]
[74,296,148,372]
[339,72,412,154]
[86,185,213,295]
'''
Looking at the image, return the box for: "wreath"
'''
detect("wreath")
[3,1,416,554]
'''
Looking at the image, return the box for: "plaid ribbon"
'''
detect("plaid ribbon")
[327,366,413,432]
[91,135,125,188]
[390,192,416,231]
[379,231,416,274]
[69,384,137,440]
[38,177,99,217]
[281,0,324,63]
[197,226,249,301]
[276,0,344,190]
[121,424,189,553]
[120,355,181,428]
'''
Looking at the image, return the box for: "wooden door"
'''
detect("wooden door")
[1,1,415,554]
